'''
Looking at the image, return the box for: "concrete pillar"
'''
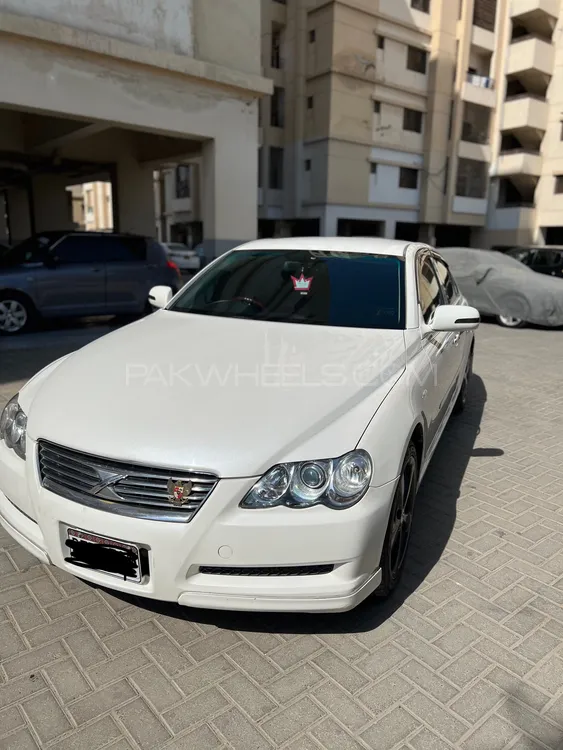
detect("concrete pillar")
[115,157,156,236]
[201,131,258,259]
[6,187,31,244]
[33,175,74,234]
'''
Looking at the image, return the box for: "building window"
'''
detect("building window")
[271,27,283,69]
[373,100,381,114]
[411,0,430,12]
[307,96,314,109]
[473,0,497,32]
[377,36,385,49]
[560,121,563,140]
[304,159,312,171]
[370,163,378,175]
[555,175,563,194]
[399,167,419,189]
[443,157,449,194]
[309,29,316,43]
[456,158,487,198]
[271,87,285,127]
[461,102,490,144]
[175,165,191,198]
[407,45,428,74]
[269,147,284,190]
[403,108,423,133]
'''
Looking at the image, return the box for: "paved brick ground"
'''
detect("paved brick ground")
[1,322,563,750]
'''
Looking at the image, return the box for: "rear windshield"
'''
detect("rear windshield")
[169,249,405,330]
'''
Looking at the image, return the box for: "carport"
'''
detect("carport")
[0,7,270,256]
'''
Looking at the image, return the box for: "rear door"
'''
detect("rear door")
[33,235,106,316]
[103,236,149,314]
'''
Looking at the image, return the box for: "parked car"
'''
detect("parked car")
[0,237,479,612]
[505,246,563,278]
[0,231,182,334]
[161,242,201,273]
[440,246,563,329]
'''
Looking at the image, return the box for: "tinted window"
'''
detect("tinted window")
[103,237,146,263]
[52,236,103,264]
[418,256,442,323]
[0,235,53,267]
[507,248,532,265]
[534,250,560,267]
[433,257,457,303]
[170,250,405,330]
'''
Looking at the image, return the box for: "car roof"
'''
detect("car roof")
[234,236,411,258]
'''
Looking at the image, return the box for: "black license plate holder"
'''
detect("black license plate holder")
[64,527,143,583]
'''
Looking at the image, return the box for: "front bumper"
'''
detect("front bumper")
[0,439,396,613]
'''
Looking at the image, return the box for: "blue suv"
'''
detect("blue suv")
[0,231,183,334]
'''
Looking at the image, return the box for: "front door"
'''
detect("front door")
[33,235,106,317]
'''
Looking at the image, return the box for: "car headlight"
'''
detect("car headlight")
[0,395,27,460]
[241,450,372,510]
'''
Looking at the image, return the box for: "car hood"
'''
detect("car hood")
[27,311,406,477]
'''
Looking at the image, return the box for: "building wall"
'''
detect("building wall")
[0,0,194,55]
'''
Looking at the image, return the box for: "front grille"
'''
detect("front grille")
[38,441,218,523]
[199,565,334,576]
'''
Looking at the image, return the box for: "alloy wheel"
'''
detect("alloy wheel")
[0,300,28,333]
[498,315,524,328]
[388,452,417,580]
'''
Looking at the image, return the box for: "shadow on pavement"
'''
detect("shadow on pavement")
[101,374,496,636]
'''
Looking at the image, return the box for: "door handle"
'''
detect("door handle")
[91,268,102,273]
[452,333,461,346]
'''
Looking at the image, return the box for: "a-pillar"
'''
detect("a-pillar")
[5,187,31,244]
[32,175,75,234]
[114,157,156,236]
[201,133,257,259]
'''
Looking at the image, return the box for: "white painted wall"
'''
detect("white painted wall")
[369,164,420,207]
[0,0,194,55]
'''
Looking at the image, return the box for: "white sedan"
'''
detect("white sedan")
[161,242,200,272]
[0,238,479,613]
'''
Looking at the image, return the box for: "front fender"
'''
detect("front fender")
[358,372,421,488]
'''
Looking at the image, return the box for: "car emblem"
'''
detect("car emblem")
[167,478,193,506]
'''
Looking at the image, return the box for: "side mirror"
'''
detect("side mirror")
[148,285,173,309]
[430,305,480,332]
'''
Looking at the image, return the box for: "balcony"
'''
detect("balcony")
[507,35,555,81]
[497,150,542,178]
[488,205,535,232]
[462,72,496,108]
[510,0,559,38]
[502,95,548,134]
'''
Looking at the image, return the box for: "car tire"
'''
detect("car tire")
[453,350,473,415]
[0,292,37,335]
[495,294,529,329]
[496,315,526,329]
[374,443,419,599]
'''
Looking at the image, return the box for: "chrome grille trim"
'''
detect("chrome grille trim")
[38,440,218,523]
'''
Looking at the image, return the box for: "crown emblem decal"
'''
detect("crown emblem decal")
[291,273,313,292]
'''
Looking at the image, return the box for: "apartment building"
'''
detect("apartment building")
[487,0,563,248]
[258,0,563,248]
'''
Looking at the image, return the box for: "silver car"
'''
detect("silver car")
[440,246,563,329]
[0,231,183,335]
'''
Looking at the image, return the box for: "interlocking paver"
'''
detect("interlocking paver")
[2,323,563,749]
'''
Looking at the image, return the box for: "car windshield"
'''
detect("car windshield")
[169,249,405,330]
